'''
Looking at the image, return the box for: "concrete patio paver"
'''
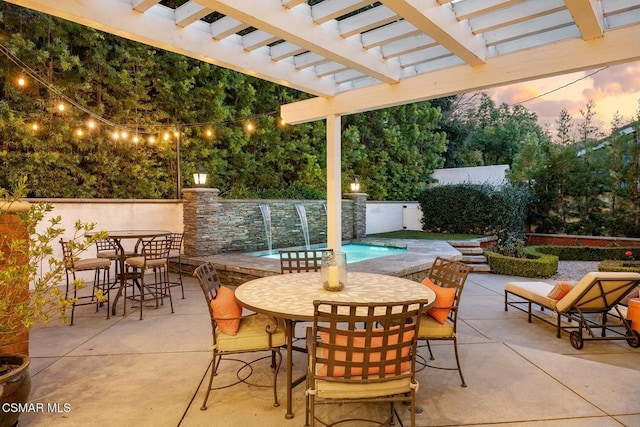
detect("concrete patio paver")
[18,270,640,427]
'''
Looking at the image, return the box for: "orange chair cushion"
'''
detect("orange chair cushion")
[317,327,414,377]
[546,281,572,300]
[210,286,242,336]
[421,278,456,324]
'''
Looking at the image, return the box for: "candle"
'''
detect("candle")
[328,265,340,287]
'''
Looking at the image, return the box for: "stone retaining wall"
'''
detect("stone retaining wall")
[182,188,365,256]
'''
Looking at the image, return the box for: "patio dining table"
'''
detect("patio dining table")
[86,230,171,315]
[234,271,436,419]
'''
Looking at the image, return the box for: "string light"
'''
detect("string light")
[75,128,83,137]
[148,135,156,144]
[17,76,26,87]
[57,102,66,112]
[31,123,39,131]
[87,119,96,130]
[245,121,255,133]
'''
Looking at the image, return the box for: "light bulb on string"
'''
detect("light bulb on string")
[148,135,156,144]
[163,132,170,141]
[278,117,286,127]
[120,131,128,139]
[75,128,84,137]
[245,121,255,133]
[112,131,120,140]
[17,76,26,87]
[30,123,39,132]
[132,135,140,144]
[205,128,214,139]
[57,102,66,112]
[87,119,96,130]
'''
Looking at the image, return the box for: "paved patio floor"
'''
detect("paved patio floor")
[20,271,640,427]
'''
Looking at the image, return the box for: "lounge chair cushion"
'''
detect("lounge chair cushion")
[555,272,640,313]
[505,281,559,310]
[210,286,242,336]
[421,278,455,324]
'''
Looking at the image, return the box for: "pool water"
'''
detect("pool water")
[256,243,407,263]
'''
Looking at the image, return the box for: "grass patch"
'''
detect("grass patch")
[367,230,481,241]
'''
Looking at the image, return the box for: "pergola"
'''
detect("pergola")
[8,0,640,251]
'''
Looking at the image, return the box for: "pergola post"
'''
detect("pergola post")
[326,114,342,252]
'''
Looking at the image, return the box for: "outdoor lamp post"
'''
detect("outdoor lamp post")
[193,165,208,187]
[349,177,361,193]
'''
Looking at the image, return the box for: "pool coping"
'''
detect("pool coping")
[179,238,462,285]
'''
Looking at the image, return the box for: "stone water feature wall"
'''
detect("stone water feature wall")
[182,188,367,256]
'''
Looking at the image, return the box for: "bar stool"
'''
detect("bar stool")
[123,237,173,320]
[59,239,112,325]
[95,238,135,292]
[168,233,185,299]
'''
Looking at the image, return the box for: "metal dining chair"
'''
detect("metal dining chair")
[305,299,428,427]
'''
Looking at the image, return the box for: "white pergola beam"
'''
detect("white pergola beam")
[132,0,160,13]
[382,0,486,66]
[174,1,211,28]
[565,0,604,40]
[7,0,338,97]
[281,24,640,124]
[199,0,401,84]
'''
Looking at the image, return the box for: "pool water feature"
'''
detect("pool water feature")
[253,243,407,263]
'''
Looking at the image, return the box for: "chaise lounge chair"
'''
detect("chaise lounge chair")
[505,272,640,349]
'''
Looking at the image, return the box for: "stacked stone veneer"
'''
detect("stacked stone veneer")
[182,188,366,256]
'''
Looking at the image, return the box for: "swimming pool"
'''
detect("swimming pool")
[252,243,407,263]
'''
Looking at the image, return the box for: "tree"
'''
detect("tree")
[342,102,447,200]
[456,94,544,167]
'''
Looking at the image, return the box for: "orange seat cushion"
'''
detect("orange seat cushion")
[210,286,242,336]
[546,281,572,300]
[421,278,456,324]
[317,327,414,377]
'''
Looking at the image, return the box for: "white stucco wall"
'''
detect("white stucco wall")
[430,164,509,185]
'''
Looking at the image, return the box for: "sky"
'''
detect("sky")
[485,60,640,138]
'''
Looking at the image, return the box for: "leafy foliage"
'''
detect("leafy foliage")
[0,4,448,201]
[0,177,106,338]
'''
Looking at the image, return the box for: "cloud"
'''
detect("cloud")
[583,63,640,100]
[486,85,540,105]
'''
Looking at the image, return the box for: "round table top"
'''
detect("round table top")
[235,272,435,322]
[86,230,171,239]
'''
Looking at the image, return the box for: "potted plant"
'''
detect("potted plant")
[0,178,105,426]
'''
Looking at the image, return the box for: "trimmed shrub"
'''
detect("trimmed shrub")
[598,260,640,272]
[485,247,558,278]
[417,183,532,237]
[533,246,640,261]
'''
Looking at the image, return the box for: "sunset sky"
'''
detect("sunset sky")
[485,60,640,138]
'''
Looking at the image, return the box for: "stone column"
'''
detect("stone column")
[344,193,367,239]
[182,188,221,256]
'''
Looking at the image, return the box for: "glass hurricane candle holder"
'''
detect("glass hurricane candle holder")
[321,251,346,292]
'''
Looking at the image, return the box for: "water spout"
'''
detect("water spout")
[259,204,273,254]
[295,203,311,250]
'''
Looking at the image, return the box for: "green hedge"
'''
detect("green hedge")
[485,247,558,278]
[533,246,640,261]
[417,183,531,235]
[598,260,640,272]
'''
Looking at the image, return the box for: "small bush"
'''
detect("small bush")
[485,247,558,278]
